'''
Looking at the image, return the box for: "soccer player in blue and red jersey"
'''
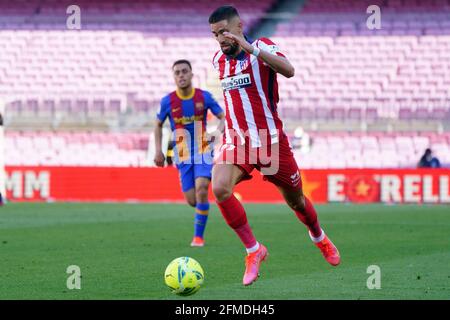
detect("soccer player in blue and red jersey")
[154,59,225,247]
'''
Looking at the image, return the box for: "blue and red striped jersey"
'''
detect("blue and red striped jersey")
[157,88,223,163]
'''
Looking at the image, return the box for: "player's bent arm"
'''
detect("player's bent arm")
[215,112,225,134]
[222,32,295,78]
[154,119,165,167]
[207,112,225,145]
[257,50,295,78]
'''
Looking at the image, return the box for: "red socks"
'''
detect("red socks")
[217,194,257,249]
[234,224,258,250]
[217,193,322,248]
[294,196,322,238]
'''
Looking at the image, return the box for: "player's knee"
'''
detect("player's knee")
[212,183,232,202]
[195,186,209,202]
[187,198,197,207]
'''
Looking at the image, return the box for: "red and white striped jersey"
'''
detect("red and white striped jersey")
[212,37,286,148]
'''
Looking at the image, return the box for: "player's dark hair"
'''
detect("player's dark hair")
[172,59,192,70]
[208,5,239,24]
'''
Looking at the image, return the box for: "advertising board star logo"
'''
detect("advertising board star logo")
[355,180,371,196]
[347,175,380,203]
[301,174,321,198]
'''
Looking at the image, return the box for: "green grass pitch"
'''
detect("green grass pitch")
[0,202,449,299]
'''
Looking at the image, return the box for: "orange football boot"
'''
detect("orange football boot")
[314,234,340,266]
[190,236,205,247]
[243,244,268,286]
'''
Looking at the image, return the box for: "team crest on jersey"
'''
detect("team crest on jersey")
[239,58,249,71]
[195,102,204,110]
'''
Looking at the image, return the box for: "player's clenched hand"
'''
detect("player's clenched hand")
[223,32,254,54]
[154,151,165,167]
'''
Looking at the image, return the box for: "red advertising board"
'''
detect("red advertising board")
[3,166,450,204]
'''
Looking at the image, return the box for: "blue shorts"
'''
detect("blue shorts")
[177,163,213,192]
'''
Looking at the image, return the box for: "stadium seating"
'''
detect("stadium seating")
[2,32,449,121]
[277,0,450,36]
[273,0,450,121]
[291,131,450,168]
[5,131,149,166]
[274,36,450,121]
[0,0,275,117]
[5,131,450,168]
[0,32,218,117]
[0,0,272,33]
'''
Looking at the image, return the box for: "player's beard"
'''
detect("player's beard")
[222,42,240,56]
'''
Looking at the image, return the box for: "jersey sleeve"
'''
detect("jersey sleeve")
[156,96,170,122]
[256,38,286,58]
[212,50,221,72]
[204,91,223,116]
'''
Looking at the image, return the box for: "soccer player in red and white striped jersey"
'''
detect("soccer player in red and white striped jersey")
[209,5,341,286]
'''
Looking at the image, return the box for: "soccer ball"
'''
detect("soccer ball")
[164,257,204,296]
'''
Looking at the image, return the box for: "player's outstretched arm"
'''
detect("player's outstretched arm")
[154,119,166,167]
[223,32,295,78]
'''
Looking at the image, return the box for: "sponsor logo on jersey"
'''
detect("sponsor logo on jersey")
[173,115,204,125]
[290,171,301,186]
[221,73,252,91]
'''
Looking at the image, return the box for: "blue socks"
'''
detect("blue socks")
[194,203,209,238]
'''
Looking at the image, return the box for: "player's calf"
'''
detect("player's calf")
[191,202,209,247]
[183,190,197,207]
[191,178,211,246]
[281,187,322,238]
